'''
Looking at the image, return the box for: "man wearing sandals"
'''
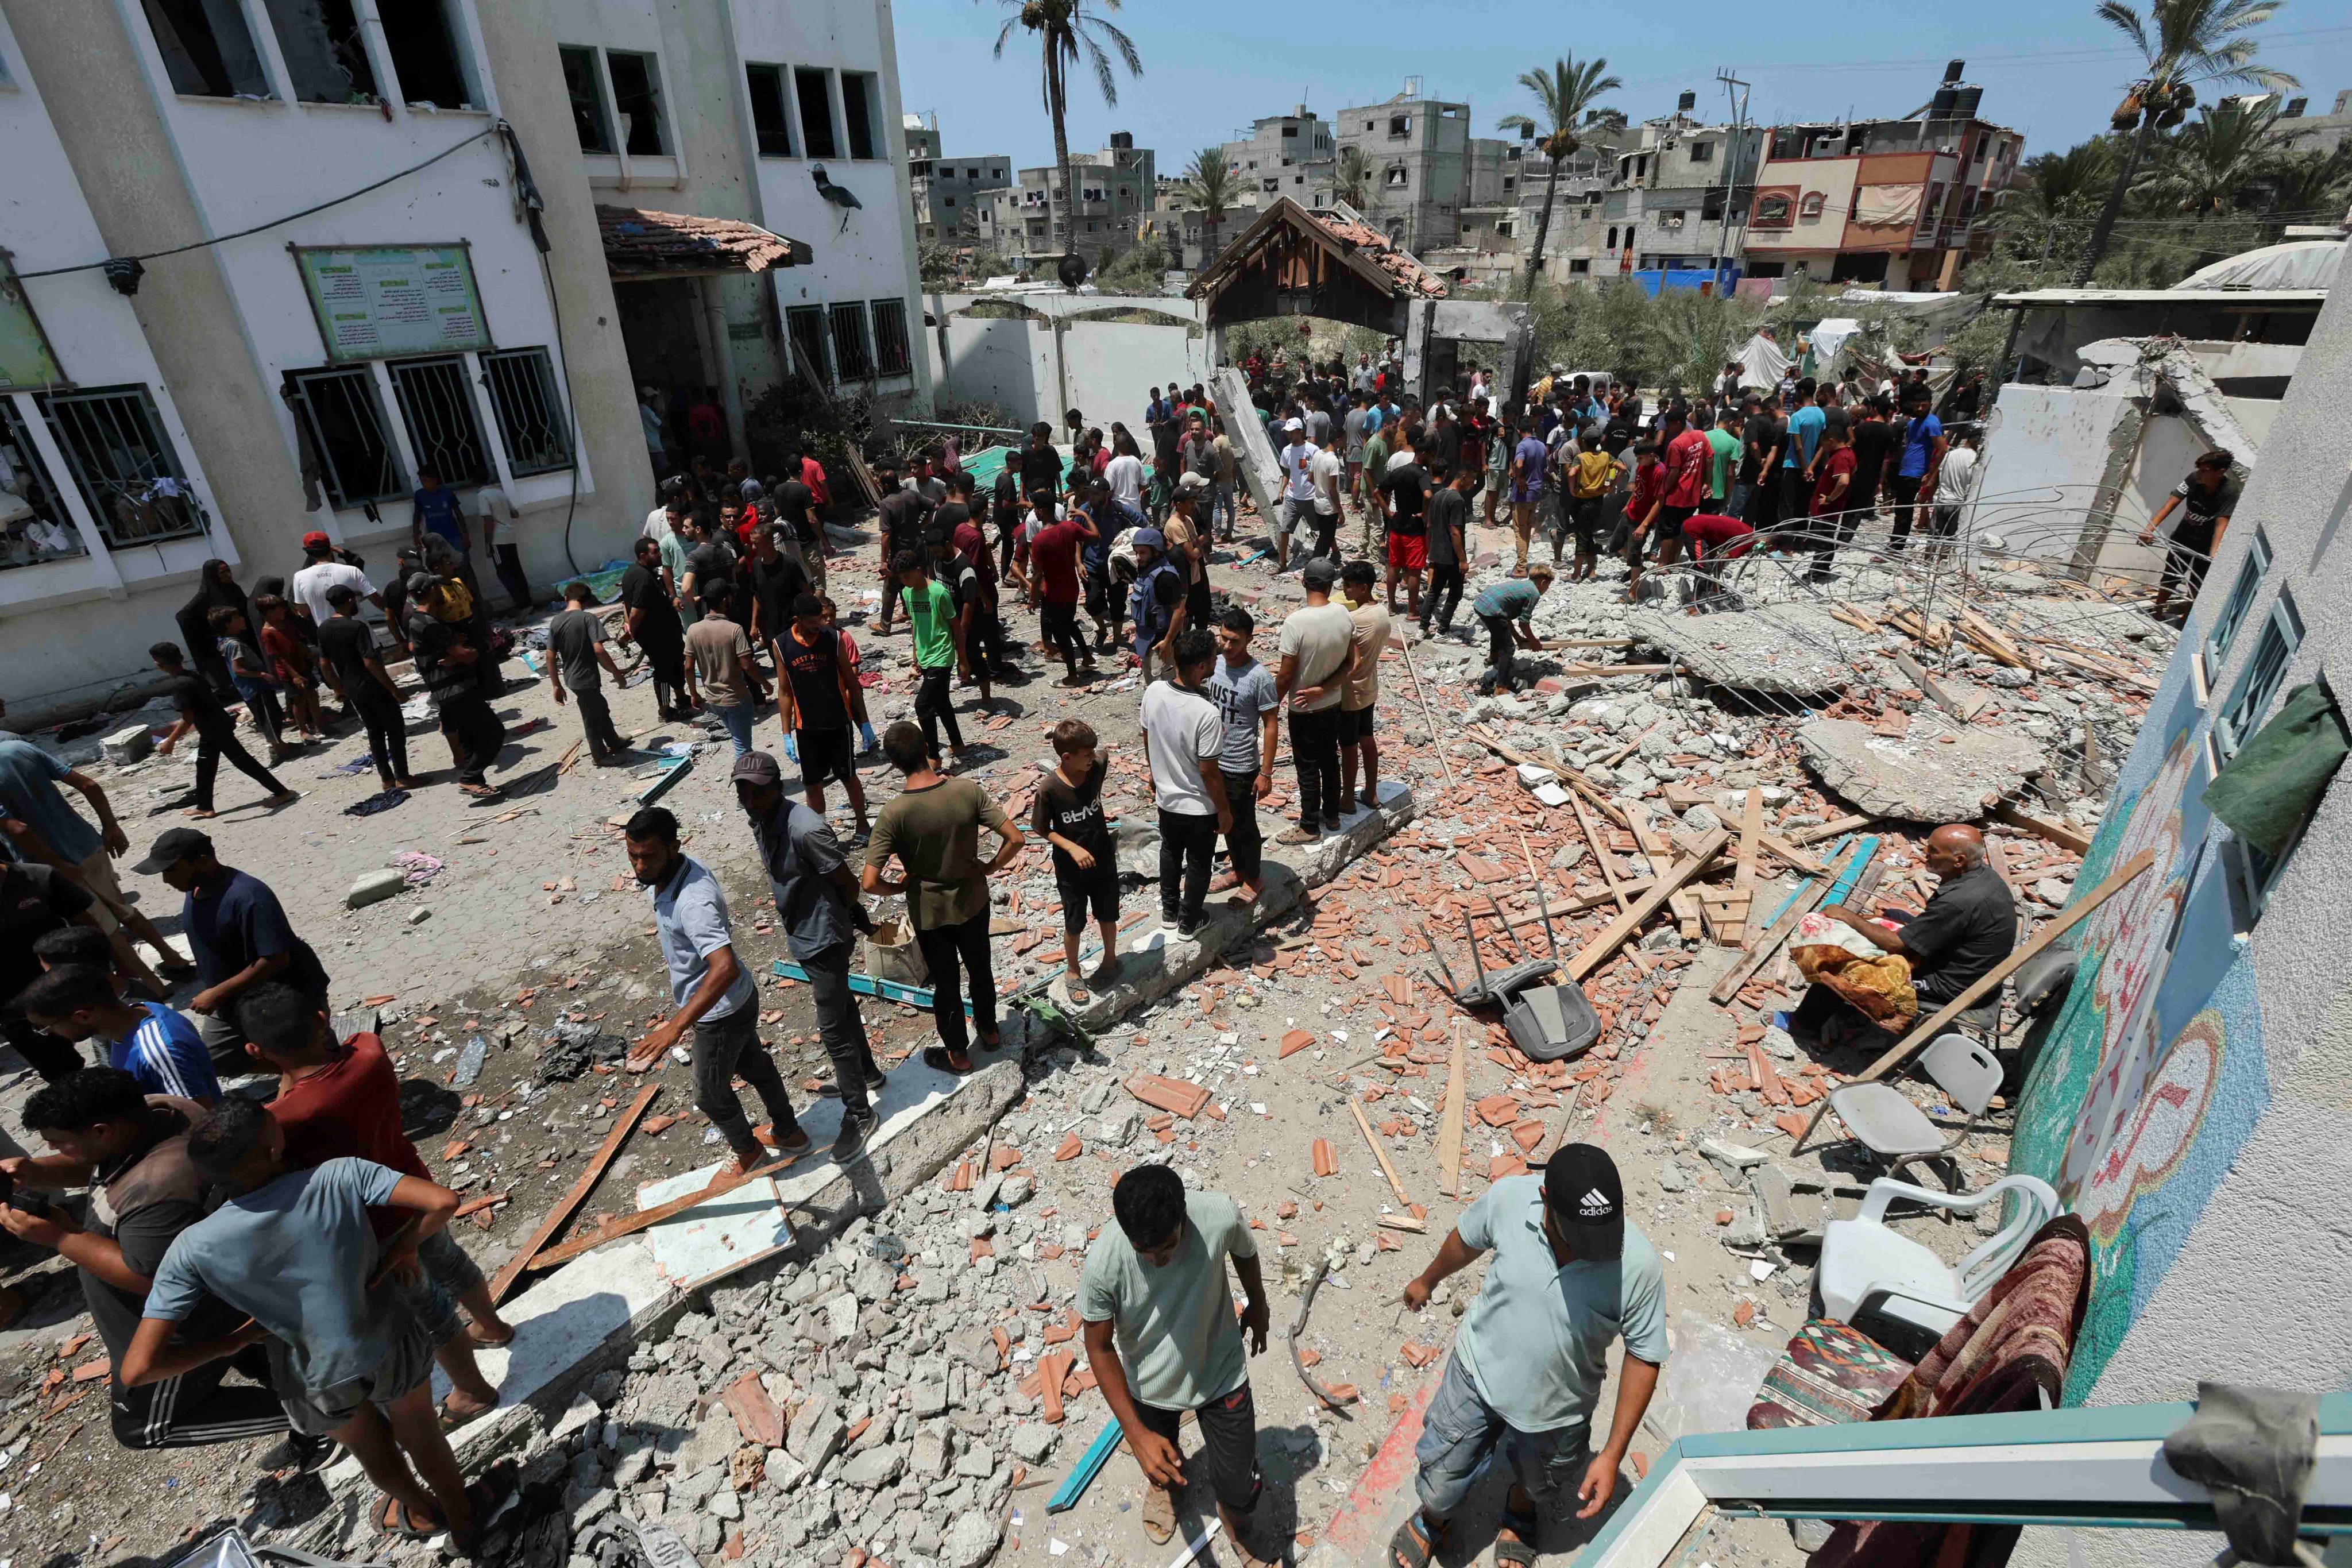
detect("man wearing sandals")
[122,1096,484,1549]
[1393,1145,1666,1568]
[1082,1165,1279,1568]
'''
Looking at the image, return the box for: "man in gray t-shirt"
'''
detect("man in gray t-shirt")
[1275,560,1359,840]
[624,805,807,1172]
[127,1096,477,1542]
[1208,609,1280,905]
[545,583,629,762]
[734,751,883,1162]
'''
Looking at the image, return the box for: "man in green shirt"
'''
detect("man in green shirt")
[1704,407,1744,511]
[1392,1145,1667,1568]
[1473,565,1551,694]
[860,722,1021,1073]
[1082,1164,1276,1567]
[892,550,967,768]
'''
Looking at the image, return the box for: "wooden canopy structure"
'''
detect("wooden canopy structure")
[1185,197,1445,333]
[597,206,811,280]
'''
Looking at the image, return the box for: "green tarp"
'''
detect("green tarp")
[2203,682,2350,857]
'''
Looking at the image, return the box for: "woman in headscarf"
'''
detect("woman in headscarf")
[175,559,254,700]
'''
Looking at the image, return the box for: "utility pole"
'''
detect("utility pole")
[1712,69,1751,295]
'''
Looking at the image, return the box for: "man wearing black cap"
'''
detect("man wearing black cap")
[732,751,884,1164]
[1392,1144,1667,1568]
[136,829,332,1073]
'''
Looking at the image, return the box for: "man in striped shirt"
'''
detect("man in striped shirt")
[16,964,218,1104]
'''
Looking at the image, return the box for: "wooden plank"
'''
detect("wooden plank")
[1629,817,1703,940]
[1891,651,1967,722]
[489,1084,660,1305]
[1733,788,1763,902]
[1347,1098,1413,1209]
[1787,813,1873,846]
[526,1141,813,1273]
[1990,800,2094,856]
[1436,1019,1466,1200]
[1708,839,1871,1004]
[1567,826,1731,980]
[1790,848,2157,1147]
[1467,725,1631,829]
[1758,833,1829,876]
[1397,636,1456,787]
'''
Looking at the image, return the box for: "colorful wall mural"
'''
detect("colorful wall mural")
[2007,642,2272,1404]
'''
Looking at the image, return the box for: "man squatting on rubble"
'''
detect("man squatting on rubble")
[1789,822,2018,1052]
[1392,1143,1667,1568]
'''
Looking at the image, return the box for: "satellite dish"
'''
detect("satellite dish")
[1056,250,1089,289]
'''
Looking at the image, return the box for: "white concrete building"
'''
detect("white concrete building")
[0,0,926,716]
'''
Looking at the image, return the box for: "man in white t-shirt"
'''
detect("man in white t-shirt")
[1139,627,1232,936]
[1104,442,1147,514]
[1276,420,1318,573]
[1928,434,1979,558]
[1306,441,1346,565]
[289,532,379,629]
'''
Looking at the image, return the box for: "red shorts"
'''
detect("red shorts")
[1387,532,1427,571]
[1679,512,1755,561]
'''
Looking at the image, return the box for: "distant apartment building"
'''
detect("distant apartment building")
[1590,116,1765,282]
[984,133,1157,272]
[903,113,1010,245]
[1333,79,1523,253]
[1223,107,1337,213]
[2273,90,2352,159]
[1742,74,2022,289]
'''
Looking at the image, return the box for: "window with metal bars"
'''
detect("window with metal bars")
[36,387,204,550]
[387,357,490,485]
[829,303,872,380]
[786,306,831,384]
[286,366,405,508]
[870,299,912,377]
[2213,592,2301,765]
[0,399,88,570]
[480,349,573,476]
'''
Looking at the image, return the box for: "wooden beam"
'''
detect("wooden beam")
[1348,1098,1415,1210]
[1759,833,1829,876]
[1709,839,1871,1003]
[1571,792,1632,912]
[1788,814,1873,846]
[1436,1020,1466,1200]
[526,1140,813,1273]
[488,1084,660,1306]
[1567,826,1731,980]
[1789,847,2157,1146]
[1893,651,1969,722]
[1398,637,1455,787]
[1990,800,2093,855]
[1631,816,1704,940]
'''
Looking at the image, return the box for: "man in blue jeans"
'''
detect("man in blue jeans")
[1391,1145,1667,1568]
[685,583,767,756]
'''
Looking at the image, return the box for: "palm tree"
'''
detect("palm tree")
[1497,56,1623,291]
[1333,144,1373,210]
[2074,0,2298,281]
[988,0,1142,270]
[2143,98,2284,215]
[1180,146,1238,271]
[2260,141,2352,237]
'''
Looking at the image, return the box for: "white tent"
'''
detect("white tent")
[2172,239,2342,292]
[1737,332,1789,391]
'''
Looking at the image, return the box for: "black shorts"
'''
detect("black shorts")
[796,725,855,788]
[1055,859,1120,932]
[1338,704,1375,743]
[1134,1381,1261,1513]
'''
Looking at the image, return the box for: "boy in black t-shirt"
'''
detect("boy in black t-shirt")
[317,586,415,791]
[148,643,294,819]
[1032,719,1121,1000]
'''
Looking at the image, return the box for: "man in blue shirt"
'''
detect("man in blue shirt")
[16,964,218,1103]
[1778,380,1828,544]
[1473,565,1552,694]
[1886,390,1947,551]
[136,828,330,1072]
[621,806,810,1174]
[410,470,481,600]
[0,733,190,989]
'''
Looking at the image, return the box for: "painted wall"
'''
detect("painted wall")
[2007,244,2352,1568]
[925,293,1207,429]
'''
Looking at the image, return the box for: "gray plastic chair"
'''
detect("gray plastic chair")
[1820,1033,2005,1189]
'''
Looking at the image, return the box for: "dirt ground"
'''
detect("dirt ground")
[0,491,2044,1568]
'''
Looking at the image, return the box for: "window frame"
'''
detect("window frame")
[2200,526,2271,696]
[794,67,841,161]
[0,397,90,571]
[478,347,574,478]
[840,70,882,160]
[828,302,873,381]
[870,299,912,378]
[384,354,492,486]
[285,365,408,508]
[2211,589,2303,766]
[786,305,831,385]
[744,62,794,157]
[36,385,207,551]
[141,0,274,99]
[559,44,615,154]
[603,48,670,157]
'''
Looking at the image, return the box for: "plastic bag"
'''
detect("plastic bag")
[1650,1310,1779,1442]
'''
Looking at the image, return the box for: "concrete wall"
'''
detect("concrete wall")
[2007,233,2352,1568]
[925,292,1207,428]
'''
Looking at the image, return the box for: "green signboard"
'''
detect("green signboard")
[293,243,492,363]
[0,257,66,392]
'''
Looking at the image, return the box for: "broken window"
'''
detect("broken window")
[1689,139,1713,163]
[841,72,880,159]
[1569,257,1589,273]
[871,299,911,376]
[2214,592,2302,763]
[0,400,88,570]
[829,303,872,379]
[2203,530,2272,692]
[1385,166,1407,188]
[605,51,667,155]
[795,68,839,160]
[481,347,573,476]
[1388,115,1411,138]
[260,0,377,103]
[379,0,474,109]
[141,0,271,98]
[561,46,612,153]
[286,366,405,507]
[38,387,204,549]
[786,306,830,384]
[746,63,793,157]
[385,356,489,484]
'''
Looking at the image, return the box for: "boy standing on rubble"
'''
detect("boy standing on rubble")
[1082,1163,1277,1568]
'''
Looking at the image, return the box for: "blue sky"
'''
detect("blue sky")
[895,1,2350,173]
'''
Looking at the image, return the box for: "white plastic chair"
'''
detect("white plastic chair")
[1814,1173,2060,1341]
[1815,1034,2006,1189]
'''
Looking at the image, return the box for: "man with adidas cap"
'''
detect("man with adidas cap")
[1391,1142,1667,1567]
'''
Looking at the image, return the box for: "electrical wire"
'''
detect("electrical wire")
[14,125,502,280]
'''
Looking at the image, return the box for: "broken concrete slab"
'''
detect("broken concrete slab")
[1057,779,1417,1032]
[1624,603,1879,696]
[1796,713,2046,822]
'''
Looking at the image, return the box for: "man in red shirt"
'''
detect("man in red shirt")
[238,983,515,1427]
[1027,496,1096,685]
[1678,512,1756,607]
[1809,425,1859,582]
[1658,422,1713,563]
[1618,442,1670,603]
